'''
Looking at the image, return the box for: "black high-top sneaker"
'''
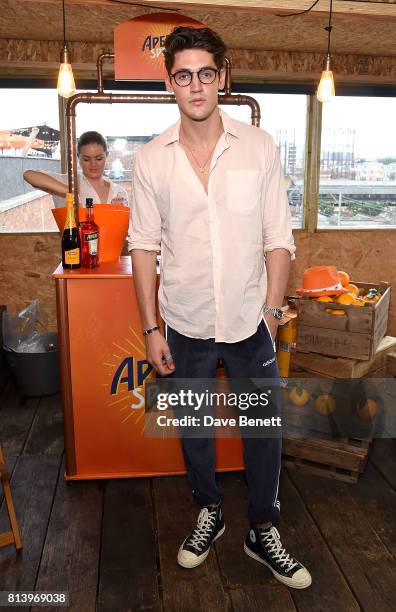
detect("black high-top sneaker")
[177,505,225,568]
[244,525,312,589]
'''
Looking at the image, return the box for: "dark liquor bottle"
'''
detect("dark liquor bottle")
[62,192,81,269]
[81,198,99,268]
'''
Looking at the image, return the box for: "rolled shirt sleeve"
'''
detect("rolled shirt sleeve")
[262,136,296,261]
[128,151,161,252]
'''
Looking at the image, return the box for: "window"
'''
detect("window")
[0,89,60,232]
[318,97,396,228]
[224,94,307,229]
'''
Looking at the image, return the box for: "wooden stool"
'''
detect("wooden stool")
[0,445,22,551]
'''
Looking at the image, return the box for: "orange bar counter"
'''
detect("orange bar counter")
[54,257,244,480]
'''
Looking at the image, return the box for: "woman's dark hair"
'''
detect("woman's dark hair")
[77,131,107,155]
[163,27,226,74]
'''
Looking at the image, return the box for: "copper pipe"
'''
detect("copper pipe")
[97,52,114,93]
[220,94,261,127]
[66,93,79,213]
[224,57,232,96]
[66,92,178,208]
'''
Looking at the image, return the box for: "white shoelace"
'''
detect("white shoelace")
[260,526,298,571]
[187,508,217,552]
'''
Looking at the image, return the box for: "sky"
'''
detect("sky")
[0,89,395,160]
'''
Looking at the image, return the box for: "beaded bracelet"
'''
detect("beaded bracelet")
[142,325,160,337]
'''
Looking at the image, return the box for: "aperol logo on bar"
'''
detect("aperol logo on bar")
[114,13,205,80]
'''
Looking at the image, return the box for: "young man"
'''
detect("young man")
[129,26,311,589]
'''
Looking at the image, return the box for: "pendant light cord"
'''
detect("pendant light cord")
[62,0,66,47]
[276,0,320,17]
[325,0,333,57]
[276,0,334,58]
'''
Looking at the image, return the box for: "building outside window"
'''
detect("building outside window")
[318,96,396,228]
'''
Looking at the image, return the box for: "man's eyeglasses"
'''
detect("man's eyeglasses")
[170,67,219,87]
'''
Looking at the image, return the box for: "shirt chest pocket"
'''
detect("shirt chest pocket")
[227,169,262,214]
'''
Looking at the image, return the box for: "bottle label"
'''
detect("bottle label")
[85,231,99,256]
[64,249,80,264]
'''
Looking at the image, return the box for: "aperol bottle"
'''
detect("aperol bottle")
[81,198,99,268]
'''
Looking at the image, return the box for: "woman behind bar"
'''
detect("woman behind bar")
[23,131,129,208]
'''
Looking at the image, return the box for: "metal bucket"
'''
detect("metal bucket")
[4,331,60,397]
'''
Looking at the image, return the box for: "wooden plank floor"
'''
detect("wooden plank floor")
[1,371,396,612]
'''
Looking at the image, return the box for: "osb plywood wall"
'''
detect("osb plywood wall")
[1,1,396,82]
[0,230,395,337]
[0,234,60,331]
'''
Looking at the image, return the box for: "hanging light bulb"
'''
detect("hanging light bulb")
[317,54,335,103]
[317,0,335,103]
[57,0,76,98]
[57,44,76,98]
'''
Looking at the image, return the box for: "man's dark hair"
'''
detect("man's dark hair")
[163,26,226,74]
[77,131,107,155]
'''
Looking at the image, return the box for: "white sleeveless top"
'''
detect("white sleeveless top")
[45,172,129,208]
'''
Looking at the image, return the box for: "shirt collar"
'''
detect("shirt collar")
[163,109,239,146]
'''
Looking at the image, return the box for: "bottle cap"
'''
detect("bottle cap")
[86,198,94,208]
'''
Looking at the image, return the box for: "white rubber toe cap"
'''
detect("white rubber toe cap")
[177,546,209,569]
[288,567,312,589]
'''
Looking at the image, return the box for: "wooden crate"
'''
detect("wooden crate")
[292,336,396,379]
[296,282,390,361]
[282,340,386,481]
[282,436,369,483]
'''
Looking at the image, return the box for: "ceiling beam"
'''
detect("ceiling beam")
[12,0,396,19]
[111,0,396,19]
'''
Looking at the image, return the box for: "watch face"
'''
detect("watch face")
[275,309,283,320]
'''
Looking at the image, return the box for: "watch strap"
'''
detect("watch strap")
[263,305,283,320]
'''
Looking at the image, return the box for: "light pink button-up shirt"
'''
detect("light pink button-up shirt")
[129,110,296,343]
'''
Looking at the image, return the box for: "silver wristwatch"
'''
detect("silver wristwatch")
[263,305,283,320]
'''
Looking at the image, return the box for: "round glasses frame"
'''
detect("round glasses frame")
[170,67,219,87]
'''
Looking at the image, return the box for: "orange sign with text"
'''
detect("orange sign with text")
[114,13,205,81]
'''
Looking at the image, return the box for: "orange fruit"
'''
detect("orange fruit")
[353,298,365,307]
[317,296,333,302]
[336,293,356,305]
[357,399,377,421]
[288,385,310,407]
[337,271,350,287]
[314,394,336,416]
[325,308,346,315]
[345,283,359,296]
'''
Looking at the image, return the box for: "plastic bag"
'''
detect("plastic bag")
[2,299,49,353]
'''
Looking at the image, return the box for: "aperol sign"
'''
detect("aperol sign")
[114,13,205,81]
